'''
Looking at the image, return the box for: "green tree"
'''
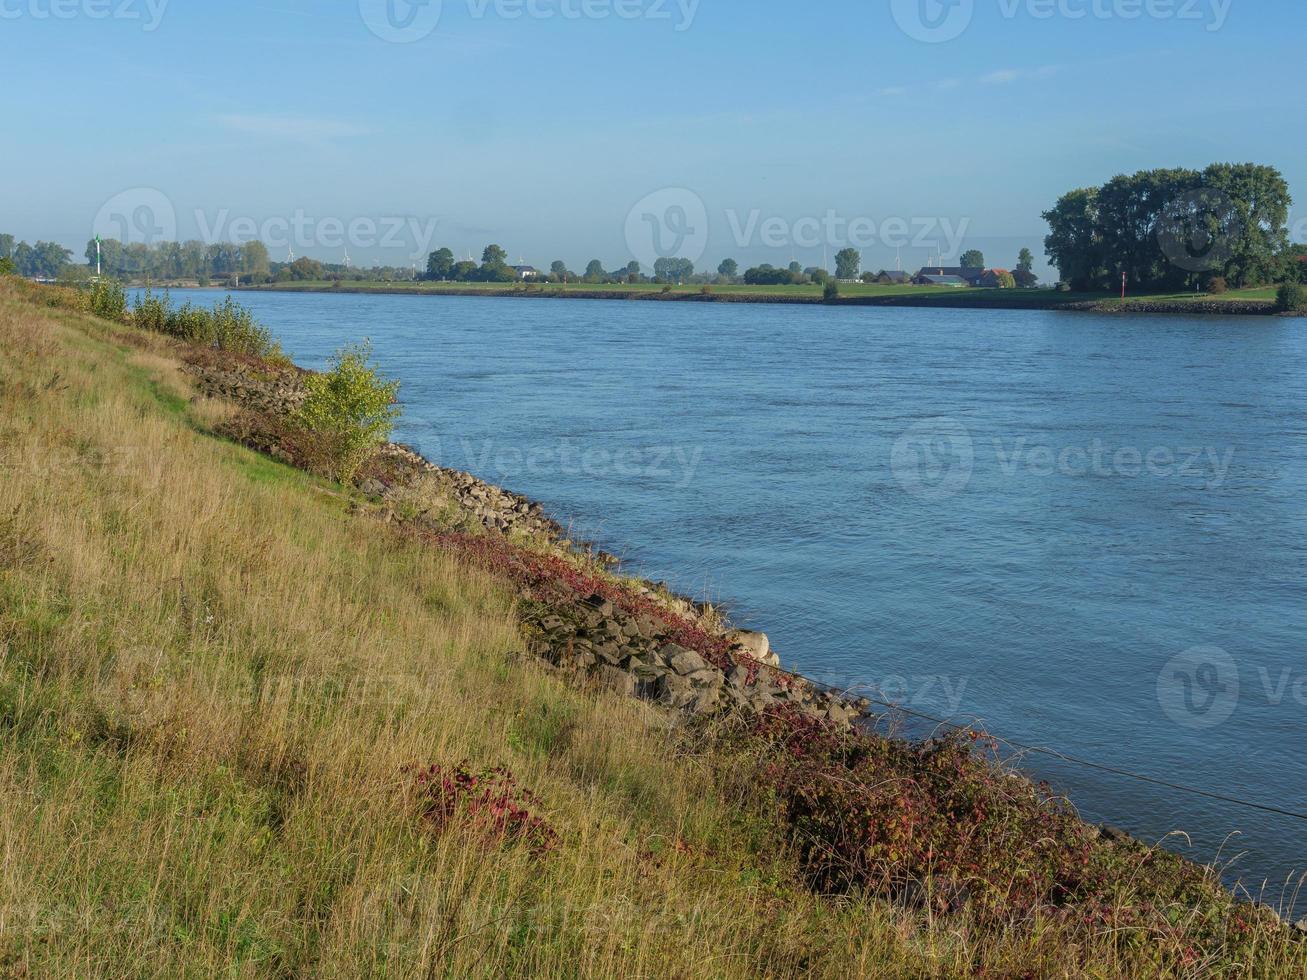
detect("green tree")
[549,260,569,283]
[293,341,401,484]
[1017,248,1034,272]
[0,234,14,261]
[290,256,325,281]
[1043,188,1106,290]
[1199,163,1291,287]
[653,257,693,283]
[960,249,985,270]
[451,260,478,281]
[427,247,455,280]
[718,258,738,279]
[0,257,15,276]
[834,248,861,280]
[240,241,271,280]
[481,244,508,267]
[584,259,606,283]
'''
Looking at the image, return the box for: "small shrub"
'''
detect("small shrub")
[1208,276,1228,294]
[292,341,400,484]
[700,284,713,296]
[88,280,127,321]
[0,257,15,276]
[132,289,170,333]
[1276,282,1306,313]
[823,281,840,302]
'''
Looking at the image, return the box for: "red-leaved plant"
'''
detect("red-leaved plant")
[409,763,559,855]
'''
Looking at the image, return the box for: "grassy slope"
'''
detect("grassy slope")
[242,279,1284,310]
[0,289,952,976]
[1,284,1302,977]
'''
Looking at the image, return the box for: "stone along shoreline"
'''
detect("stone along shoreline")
[182,346,867,728]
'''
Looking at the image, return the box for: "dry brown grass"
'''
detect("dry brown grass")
[0,283,1300,978]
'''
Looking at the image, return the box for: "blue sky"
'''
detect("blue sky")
[2,0,1303,278]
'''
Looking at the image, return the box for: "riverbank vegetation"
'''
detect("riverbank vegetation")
[1,274,1304,975]
[242,277,1293,314]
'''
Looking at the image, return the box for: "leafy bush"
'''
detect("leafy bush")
[209,297,275,356]
[823,281,840,302]
[1208,276,1228,294]
[132,289,170,333]
[1276,282,1306,313]
[0,257,15,276]
[88,280,127,321]
[292,341,400,484]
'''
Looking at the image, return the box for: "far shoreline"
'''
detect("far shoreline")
[217,280,1290,317]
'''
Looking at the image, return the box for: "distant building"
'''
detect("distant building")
[873,270,912,284]
[979,268,1013,287]
[511,265,541,280]
[914,266,984,286]
[918,274,968,287]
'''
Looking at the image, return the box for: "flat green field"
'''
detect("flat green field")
[242,280,1283,311]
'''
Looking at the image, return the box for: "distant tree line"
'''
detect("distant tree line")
[0,234,422,285]
[1043,163,1299,291]
[0,234,72,279]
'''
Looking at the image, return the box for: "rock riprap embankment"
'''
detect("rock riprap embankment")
[526,594,863,725]
[181,347,868,729]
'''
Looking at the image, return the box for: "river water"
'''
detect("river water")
[151,288,1307,895]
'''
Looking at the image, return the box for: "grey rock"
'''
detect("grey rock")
[598,666,635,698]
[691,689,720,715]
[666,647,708,676]
[686,669,723,689]
[1294,917,1307,935]
[627,659,666,681]
[583,594,614,618]
[726,629,779,667]
[727,665,751,689]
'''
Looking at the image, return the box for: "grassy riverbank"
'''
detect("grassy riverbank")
[1,278,1302,976]
[240,279,1286,314]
